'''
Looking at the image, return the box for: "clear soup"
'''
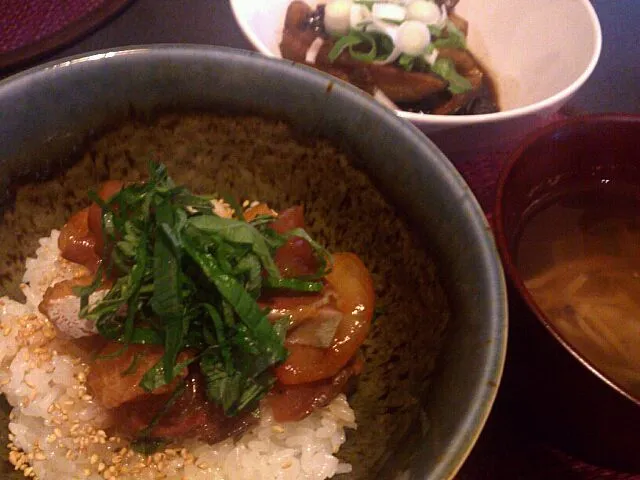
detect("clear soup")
[516,182,640,399]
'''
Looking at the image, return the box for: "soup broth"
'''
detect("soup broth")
[516,183,640,398]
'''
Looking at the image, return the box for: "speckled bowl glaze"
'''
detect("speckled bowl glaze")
[0,46,506,479]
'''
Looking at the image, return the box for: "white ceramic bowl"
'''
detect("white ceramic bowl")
[230,0,602,157]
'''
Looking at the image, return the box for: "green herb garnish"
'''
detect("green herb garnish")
[79,162,331,415]
[431,57,473,94]
[397,53,416,72]
[121,352,143,376]
[325,6,473,95]
[329,31,376,62]
[131,382,187,454]
[328,30,400,64]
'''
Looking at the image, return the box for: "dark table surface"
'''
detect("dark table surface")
[2,1,640,478]
[5,0,640,116]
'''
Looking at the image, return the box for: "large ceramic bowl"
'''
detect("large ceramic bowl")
[230,0,602,158]
[0,46,507,479]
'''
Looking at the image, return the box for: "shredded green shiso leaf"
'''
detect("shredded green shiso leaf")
[77,162,332,416]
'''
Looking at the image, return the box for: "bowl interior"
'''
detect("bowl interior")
[0,112,452,479]
[0,47,506,480]
[494,114,640,404]
[456,0,599,112]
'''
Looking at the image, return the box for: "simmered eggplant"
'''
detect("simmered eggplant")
[280,0,499,115]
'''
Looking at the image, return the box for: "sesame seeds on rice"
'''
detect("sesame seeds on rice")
[0,231,356,479]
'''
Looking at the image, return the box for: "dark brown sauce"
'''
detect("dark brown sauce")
[301,3,500,116]
[397,69,499,115]
[114,368,258,444]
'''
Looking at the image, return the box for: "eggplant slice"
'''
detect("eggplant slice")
[279,1,499,115]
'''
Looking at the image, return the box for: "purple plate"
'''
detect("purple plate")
[0,0,133,70]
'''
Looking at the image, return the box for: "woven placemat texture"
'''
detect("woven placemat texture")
[0,1,105,53]
[0,0,132,70]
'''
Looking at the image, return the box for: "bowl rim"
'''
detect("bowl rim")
[230,0,602,127]
[0,44,508,479]
[493,112,640,407]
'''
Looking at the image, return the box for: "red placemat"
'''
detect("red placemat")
[0,0,134,70]
[457,151,507,216]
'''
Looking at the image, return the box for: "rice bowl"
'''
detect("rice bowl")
[0,114,434,480]
[0,47,507,480]
[0,145,379,479]
[1,228,357,480]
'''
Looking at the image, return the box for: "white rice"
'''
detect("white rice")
[0,231,356,479]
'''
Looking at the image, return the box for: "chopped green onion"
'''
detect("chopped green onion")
[398,53,416,71]
[121,352,143,376]
[349,31,377,63]
[328,32,364,62]
[431,57,473,94]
